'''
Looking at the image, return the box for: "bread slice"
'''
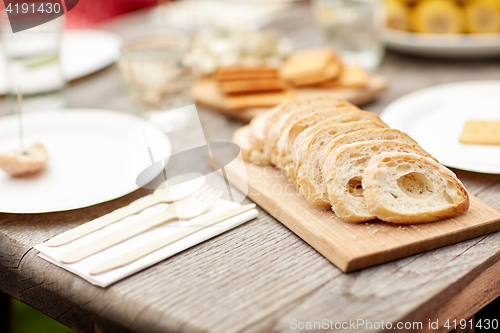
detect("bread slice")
[263,95,351,147]
[277,110,383,182]
[272,106,359,169]
[291,112,388,168]
[323,140,429,222]
[231,125,253,162]
[319,128,435,177]
[249,148,273,165]
[266,100,354,154]
[295,121,387,207]
[267,103,351,162]
[249,112,269,152]
[363,152,469,223]
[248,112,272,165]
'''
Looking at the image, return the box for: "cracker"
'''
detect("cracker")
[321,65,369,88]
[219,79,287,94]
[280,48,340,86]
[214,67,279,82]
[459,120,500,145]
[192,79,293,111]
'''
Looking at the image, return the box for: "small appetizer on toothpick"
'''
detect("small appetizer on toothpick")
[0,89,49,177]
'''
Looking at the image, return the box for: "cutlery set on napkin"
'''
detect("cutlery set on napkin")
[35,175,258,287]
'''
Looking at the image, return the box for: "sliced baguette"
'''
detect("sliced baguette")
[231,125,253,162]
[319,128,436,176]
[266,101,353,155]
[273,106,359,170]
[291,112,388,168]
[263,95,351,147]
[323,140,428,222]
[276,107,380,183]
[269,104,357,164]
[295,121,387,207]
[363,152,469,223]
[248,112,272,165]
[249,112,269,152]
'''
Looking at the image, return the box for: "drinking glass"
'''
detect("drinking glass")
[0,13,66,113]
[312,0,385,72]
[118,32,193,132]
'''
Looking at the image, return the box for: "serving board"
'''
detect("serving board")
[226,162,500,272]
[193,74,388,122]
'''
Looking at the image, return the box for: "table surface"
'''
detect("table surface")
[2,4,500,333]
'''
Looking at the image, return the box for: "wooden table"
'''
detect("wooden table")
[2,4,500,333]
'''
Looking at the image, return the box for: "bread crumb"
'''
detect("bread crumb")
[367,226,371,229]
[345,226,349,229]
[373,229,379,234]
[351,235,357,239]
[330,216,334,219]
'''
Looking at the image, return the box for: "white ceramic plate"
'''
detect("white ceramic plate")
[381,81,500,174]
[382,29,500,58]
[0,30,122,94]
[0,109,171,213]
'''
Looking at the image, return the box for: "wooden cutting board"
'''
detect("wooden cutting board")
[193,74,388,122]
[226,162,500,272]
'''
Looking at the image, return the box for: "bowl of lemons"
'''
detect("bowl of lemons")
[382,0,500,58]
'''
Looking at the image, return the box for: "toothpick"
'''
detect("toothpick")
[17,87,25,154]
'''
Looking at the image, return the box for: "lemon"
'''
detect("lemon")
[411,0,465,34]
[386,0,411,31]
[464,0,500,33]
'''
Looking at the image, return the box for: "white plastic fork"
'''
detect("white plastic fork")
[59,185,223,264]
[47,175,205,247]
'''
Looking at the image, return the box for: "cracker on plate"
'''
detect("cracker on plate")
[459,120,500,145]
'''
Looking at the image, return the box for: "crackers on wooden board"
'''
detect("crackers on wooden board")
[214,67,288,95]
[196,47,375,111]
[460,120,500,145]
[214,67,279,82]
[219,79,288,94]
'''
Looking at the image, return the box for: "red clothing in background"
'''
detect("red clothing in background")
[65,0,158,28]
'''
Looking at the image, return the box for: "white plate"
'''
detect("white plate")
[380,81,500,174]
[0,30,122,94]
[0,109,171,213]
[382,29,500,58]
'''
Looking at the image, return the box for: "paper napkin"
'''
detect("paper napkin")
[35,197,258,287]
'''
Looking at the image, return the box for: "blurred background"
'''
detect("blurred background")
[1,0,500,332]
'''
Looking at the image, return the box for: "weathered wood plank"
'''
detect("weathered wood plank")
[1,5,500,333]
